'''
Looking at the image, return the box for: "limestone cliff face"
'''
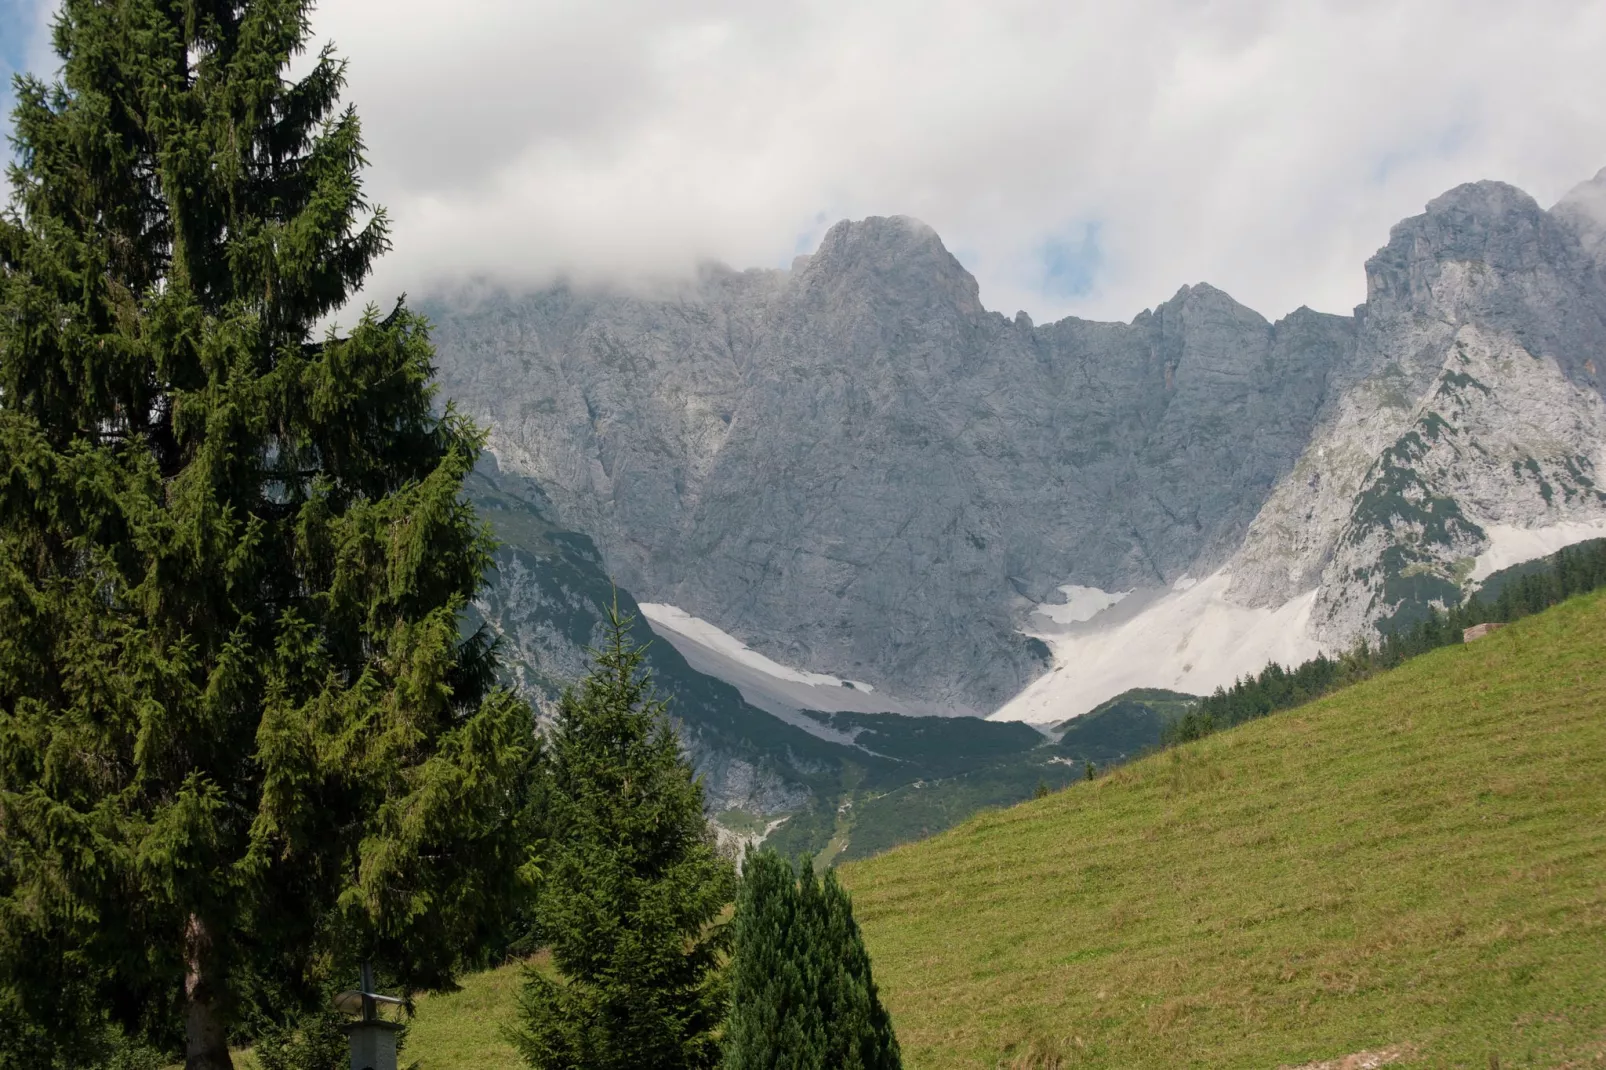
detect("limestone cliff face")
[1227,180,1606,641]
[430,170,1606,711]
[429,219,1355,709]
[463,462,816,816]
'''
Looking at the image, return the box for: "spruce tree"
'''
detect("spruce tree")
[513,604,734,1070]
[0,3,537,1068]
[724,849,901,1070]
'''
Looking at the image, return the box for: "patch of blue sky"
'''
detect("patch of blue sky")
[0,0,49,158]
[1037,221,1103,301]
[1370,118,1476,186]
[0,0,40,69]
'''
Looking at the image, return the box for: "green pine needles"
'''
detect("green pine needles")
[513,604,735,1070]
[724,849,901,1070]
[0,3,536,1069]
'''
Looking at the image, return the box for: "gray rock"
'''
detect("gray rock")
[430,169,1606,712]
[1231,180,1606,639]
[428,220,1354,709]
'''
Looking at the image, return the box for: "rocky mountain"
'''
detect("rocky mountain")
[462,458,815,818]
[464,457,1163,859]
[1229,174,1606,640]
[430,166,1606,727]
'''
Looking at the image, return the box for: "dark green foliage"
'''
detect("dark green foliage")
[1050,688,1197,736]
[512,605,735,1070]
[798,710,1043,778]
[0,2,537,1066]
[1477,537,1606,606]
[1340,423,1486,635]
[252,1009,352,1070]
[808,693,1179,863]
[1050,689,1188,761]
[1178,538,1606,744]
[723,850,900,1070]
[0,996,163,1070]
[1161,709,1216,746]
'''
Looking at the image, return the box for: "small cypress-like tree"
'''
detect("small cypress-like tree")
[724,849,901,1070]
[0,3,538,1067]
[250,1009,349,1070]
[513,604,734,1070]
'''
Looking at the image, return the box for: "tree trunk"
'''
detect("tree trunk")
[184,914,234,1070]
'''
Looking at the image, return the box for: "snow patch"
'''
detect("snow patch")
[1034,585,1129,624]
[1469,518,1606,582]
[638,603,874,692]
[989,569,1324,726]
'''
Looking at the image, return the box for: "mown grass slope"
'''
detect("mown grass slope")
[840,590,1606,1069]
[402,960,526,1070]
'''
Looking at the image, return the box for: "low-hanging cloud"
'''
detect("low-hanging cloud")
[10,0,1606,325]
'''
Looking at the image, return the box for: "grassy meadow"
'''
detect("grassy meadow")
[314,589,1606,1069]
[401,960,527,1070]
[841,590,1606,1068]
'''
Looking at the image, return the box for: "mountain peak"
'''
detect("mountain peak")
[798,215,982,313]
[1422,178,1541,219]
[1364,179,1562,309]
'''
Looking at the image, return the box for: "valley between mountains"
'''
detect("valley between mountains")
[432,166,1606,859]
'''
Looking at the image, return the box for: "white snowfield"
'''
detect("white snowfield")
[638,603,874,691]
[644,522,1606,733]
[988,570,1324,726]
[637,602,975,721]
[990,520,1606,727]
[1035,585,1129,624]
[1470,518,1606,582]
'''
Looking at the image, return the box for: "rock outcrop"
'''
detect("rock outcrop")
[429,221,1356,709]
[428,169,1606,714]
[1228,181,1606,641]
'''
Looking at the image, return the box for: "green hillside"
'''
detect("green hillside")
[787,689,1187,863]
[838,589,1606,1068]
[348,591,1606,1070]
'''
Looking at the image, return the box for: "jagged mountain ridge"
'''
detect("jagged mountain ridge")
[1229,174,1606,640]
[430,167,1606,719]
[429,227,1357,710]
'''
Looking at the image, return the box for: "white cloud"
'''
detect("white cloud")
[12,1,1606,325]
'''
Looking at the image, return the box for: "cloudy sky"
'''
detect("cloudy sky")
[4,0,1606,324]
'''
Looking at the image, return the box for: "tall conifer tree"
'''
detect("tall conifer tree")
[724,849,901,1070]
[513,604,734,1070]
[0,3,537,1068]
